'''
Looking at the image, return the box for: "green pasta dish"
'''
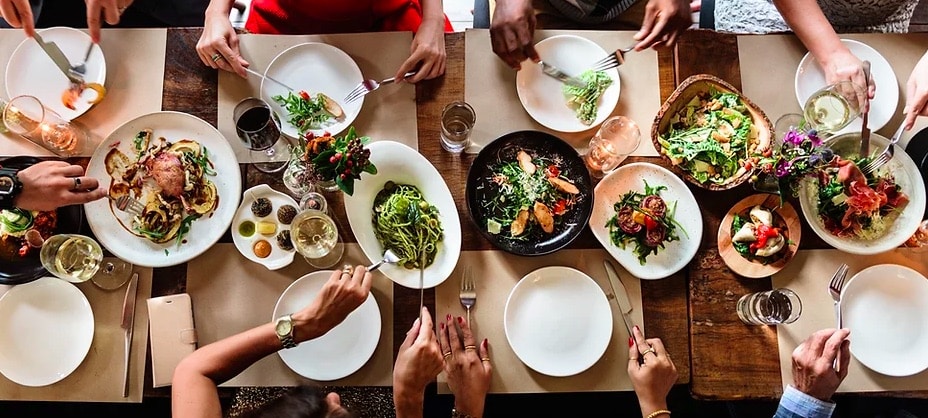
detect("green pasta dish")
[372,181,443,269]
[562,70,613,125]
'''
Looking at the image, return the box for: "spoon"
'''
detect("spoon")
[367,249,400,272]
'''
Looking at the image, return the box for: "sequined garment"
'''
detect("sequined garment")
[714,0,918,34]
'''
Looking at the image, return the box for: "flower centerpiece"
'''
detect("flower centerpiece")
[751,120,834,197]
[290,126,376,195]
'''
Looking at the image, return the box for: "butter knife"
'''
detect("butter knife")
[539,61,586,88]
[603,260,641,361]
[121,272,139,397]
[33,32,83,84]
[859,60,872,158]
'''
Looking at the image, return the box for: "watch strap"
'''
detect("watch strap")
[0,167,23,210]
[276,314,297,349]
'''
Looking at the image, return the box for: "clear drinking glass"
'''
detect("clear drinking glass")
[38,234,134,289]
[584,116,640,177]
[803,81,864,134]
[440,101,476,153]
[233,97,291,173]
[289,208,344,268]
[737,288,802,325]
[2,95,89,157]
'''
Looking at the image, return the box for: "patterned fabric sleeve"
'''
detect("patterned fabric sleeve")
[773,385,837,418]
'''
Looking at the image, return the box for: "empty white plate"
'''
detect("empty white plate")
[273,270,381,381]
[842,264,928,376]
[795,39,898,134]
[0,277,94,386]
[504,266,612,377]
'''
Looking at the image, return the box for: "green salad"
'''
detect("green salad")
[272,90,337,136]
[658,89,757,185]
[563,70,613,125]
[372,182,443,269]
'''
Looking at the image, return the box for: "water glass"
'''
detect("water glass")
[803,81,863,134]
[289,208,344,268]
[233,97,290,173]
[2,95,89,157]
[737,288,802,325]
[440,101,475,153]
[584,116,640,177]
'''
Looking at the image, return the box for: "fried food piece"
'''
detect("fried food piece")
[547,177,579,194]
[533,201,554,234]
[517,150,536,175]
[510,208,529,236]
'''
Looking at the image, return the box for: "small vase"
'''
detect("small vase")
[317,178,340,193]
[282,159,315,198]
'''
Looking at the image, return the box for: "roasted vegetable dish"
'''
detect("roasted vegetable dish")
[607,181,684,264]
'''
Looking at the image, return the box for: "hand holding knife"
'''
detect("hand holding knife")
[602,260,643,363]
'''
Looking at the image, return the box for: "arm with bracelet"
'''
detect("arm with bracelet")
[0,160,106,211]
[628,326,677,418]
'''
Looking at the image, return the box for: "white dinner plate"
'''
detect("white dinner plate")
[504,266,612,376]
[85,111,242,267]
[343,140,461,289]
[262,43,363,139]
[795,39,898,134]
[590,163,703,280]
[5,26,106,121]
[842,264,928,376]
[516,34,620,133]
[0,277,94,386]
[231,184,299,270]
[273,271,381,381]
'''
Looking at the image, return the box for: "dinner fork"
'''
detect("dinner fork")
[344,71,416,104]
[68,41,94,82]
[588,44,635,73]
[860,122,904,175]
[459,266,476,325]
[110,194,144,217]
[827,263,849,371]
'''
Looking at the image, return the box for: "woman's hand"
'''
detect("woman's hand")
[0,0,35,37]
[394,307,443,418]
[489,0,538,70]
[396,17,446,83]
[904,51,928,131]
[633,0,692,51]
[628,326,677,418]
[86,0,132,43]
[13,161,107,211]
[196,5,249,78]
[438,314,491,417]
[819,47,874,110]
[291,265,372,342]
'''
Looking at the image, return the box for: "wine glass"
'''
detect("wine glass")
[2,95,89,157]
[289,208,344,269]
[233,97,291,173]
[583,116,640,178]
[803,81,864,135]
[38,234,133,289]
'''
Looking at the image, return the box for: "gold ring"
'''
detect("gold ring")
[641,347,657,357]
[442,351,452,359]
[118,6,127,14]
[463,345,477,351]
[341,265,353,276]
[211,53,223,62]
[72,177,82,190]
[481,357,490,362]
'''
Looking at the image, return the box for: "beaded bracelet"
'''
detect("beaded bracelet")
[645,410,671,418]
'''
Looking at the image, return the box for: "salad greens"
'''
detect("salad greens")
[606,181,685,265]
[813,156,907,240]
[273,90,333,135]
[658,88,756,185]
[563,70,613,125]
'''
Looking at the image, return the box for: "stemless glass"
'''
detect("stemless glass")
[803,81,863,134]
[737,288,802,325]
[289,208,344,268]
[440,101,476,153]
[583,116,640,177]
[2,95,89,157]
[233,97,291,173]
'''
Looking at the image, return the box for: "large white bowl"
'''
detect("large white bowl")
[798,133,926,255]
[343,141,461,289]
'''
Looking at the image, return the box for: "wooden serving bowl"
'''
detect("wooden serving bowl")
[651,74,773,191]
[717,193,801,278]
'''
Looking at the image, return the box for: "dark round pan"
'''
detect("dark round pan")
[905,126,928,219]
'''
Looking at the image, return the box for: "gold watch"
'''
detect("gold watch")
[274,314,297,349]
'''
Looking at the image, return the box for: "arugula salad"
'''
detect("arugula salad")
[658,89,758,185]
[272,90,343,136]
[562,70,613,125]
[607,180,685,264]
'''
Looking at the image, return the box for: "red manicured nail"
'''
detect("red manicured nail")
[483,338,488,348]
[628,337,634,347]
[457,316,463,324]
[446,314,452,321]
[440,322,445,330]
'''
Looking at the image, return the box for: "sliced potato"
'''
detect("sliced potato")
[104,148,131,178]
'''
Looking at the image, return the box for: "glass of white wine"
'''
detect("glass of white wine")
[803,81,864,134]
[39,234,133,289]
[290,209,344,269]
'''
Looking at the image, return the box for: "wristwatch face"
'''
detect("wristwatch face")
[275,317,292,336]
[0,176,13,194]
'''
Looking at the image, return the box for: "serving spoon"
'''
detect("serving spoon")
[367,249,400,272]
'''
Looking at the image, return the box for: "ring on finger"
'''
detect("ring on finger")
[442,351,452,359]
[641,347,657,357]
[211,53,223,63]
[481,357,490,362]
[464,345,477,351]
[341,265,353,276]
[71,177,82,191]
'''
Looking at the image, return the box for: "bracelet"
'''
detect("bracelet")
[451,408,476,418]
[645,410,671,418]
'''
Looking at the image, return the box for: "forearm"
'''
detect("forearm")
[639,400,669,418]
[772,0,846,64]
[205,0,234,19]
[420,0,445,25]
[394,389,425,418]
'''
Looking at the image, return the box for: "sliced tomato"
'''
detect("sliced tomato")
[299,91,311,101]
[546,164,560,178]
[552,198,568,215]
[644,215,659,231]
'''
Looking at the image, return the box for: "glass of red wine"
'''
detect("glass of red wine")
[233,97,291,173]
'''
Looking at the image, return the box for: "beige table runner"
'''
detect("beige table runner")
[217,32,419,163]
[772,249,928,392]
[737,33,928,145]
[435,249,643,394]
[464,29,661,156]
[0,267,153,402]
[0,28,166,157]
[187,243,393,387]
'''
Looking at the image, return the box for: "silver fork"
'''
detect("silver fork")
[827,263,849,371]
[110,194,144,217]
[588,44,635,72]
[68,41,94,81]
[459,266,476,325]
[344,71,416,104]
[860,122,904,175]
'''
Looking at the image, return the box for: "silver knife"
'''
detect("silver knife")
[539,61,586,88]
[32,32,83,84]
[121,272,139,398]
[859,60,872,158]
[602,260,642,361]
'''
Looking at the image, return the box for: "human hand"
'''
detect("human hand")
[790,328,850,401]
[86,0,132,43]
[820,48,874,111]
[633,0,692,51]
[628,326,677,417]
[196,8,249,78]
[438,314,491,417]
[291,265,372,342]
[394,307,443,418]
[0,0,35,37]
[489,0,539,70]
[13,161,106,211]
[904,51,928,131]
[396,18,446,83]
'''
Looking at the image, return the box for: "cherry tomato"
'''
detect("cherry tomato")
[644,215,659,231]
[546,165,560,177]
[299,91,310,101]
[552,199,568,215]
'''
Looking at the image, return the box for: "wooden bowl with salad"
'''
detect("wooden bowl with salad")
[718,193,801,278]
[652,74,774,191]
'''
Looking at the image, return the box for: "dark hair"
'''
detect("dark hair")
[239,385,357,418]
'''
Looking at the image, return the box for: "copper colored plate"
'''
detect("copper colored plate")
[717,193,801,278]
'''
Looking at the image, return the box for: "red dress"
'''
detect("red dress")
[245,0,454,34]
